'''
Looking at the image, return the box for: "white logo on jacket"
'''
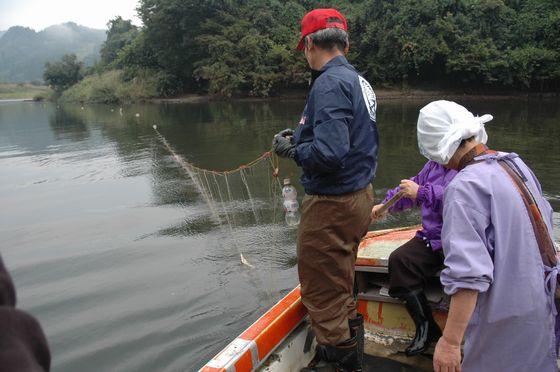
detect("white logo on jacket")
[358,76,377,122]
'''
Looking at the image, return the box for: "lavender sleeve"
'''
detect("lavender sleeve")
[441,196,494,296]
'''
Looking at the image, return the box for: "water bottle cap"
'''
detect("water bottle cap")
[283,178,291,186]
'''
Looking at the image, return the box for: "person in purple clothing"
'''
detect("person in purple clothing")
[371,160,456,355]
[417,100,557,372]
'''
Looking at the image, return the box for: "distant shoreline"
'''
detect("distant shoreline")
[0,98,34,103]
[2,88,558,105]
[153,89,560,104]
[0,83,51,101]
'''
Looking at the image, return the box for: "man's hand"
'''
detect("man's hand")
[370,204,387,222]
[272,129,296,159]
[276,128,294,138]
[399,179,420,200]
[433,336,462,372]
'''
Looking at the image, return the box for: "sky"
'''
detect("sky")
[0,0,141,31]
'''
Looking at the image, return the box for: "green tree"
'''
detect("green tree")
[43,54,84,93]
[102,0,560,96]
[134,0,222,91]
[100,17,139,67]
[194,1,308,97]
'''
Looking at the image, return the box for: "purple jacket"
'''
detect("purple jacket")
[383,161,457,251]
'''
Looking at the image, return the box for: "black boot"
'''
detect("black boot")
[324,333,361,372]
[302,330,361,372]
[348,314,364,370]
[402,290,441,356]
[300,344,336,372]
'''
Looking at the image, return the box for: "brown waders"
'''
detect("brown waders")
[298,185,373,371]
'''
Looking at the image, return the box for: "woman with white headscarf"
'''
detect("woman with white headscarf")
[417,101,557,372]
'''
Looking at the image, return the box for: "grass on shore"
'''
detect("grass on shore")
[61,70,159,104]
[0,83,53,100]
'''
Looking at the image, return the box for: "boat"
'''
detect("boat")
[201,226,448,371]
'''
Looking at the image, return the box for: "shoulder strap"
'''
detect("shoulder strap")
[498,158,557,267]
[458,144,495,170]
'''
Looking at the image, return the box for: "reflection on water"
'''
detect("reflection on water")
[0,98,559,371]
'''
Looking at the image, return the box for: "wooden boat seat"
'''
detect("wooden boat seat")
[356,226,419,272]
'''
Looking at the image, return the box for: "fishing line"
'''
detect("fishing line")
[152,125,283,281]
[240,168,261,225]
[153,126,221,223]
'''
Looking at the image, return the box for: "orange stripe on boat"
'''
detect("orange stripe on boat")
[200,286,306,372]
[233,350,254,371]
[240,286,306,360]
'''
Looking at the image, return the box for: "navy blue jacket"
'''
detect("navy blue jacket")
[293,55,379,195]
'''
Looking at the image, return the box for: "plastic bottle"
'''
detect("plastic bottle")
[282,178,300,226]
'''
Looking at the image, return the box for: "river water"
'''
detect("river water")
[1,98,559,371]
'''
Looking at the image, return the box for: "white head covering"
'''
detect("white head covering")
[417,100,493,165]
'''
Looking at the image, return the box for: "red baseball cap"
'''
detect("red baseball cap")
[296,9,348,51]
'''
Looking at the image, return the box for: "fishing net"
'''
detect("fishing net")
[153,125,294,280]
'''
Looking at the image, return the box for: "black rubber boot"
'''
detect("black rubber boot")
[402,290,442,356]
[300,344,336,372]
[324,333,361,372]
[348,314,364,370]
[301,329,362,372]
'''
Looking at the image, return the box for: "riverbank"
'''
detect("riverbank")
[0,83,52,100]
[39,69,560,105]
[0,98,35,103]
[153,88,560,104]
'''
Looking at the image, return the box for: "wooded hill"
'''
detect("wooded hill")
[47,0,560,100]
[0,22,105,83]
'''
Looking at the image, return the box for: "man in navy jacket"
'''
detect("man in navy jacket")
[273,8,378,371]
